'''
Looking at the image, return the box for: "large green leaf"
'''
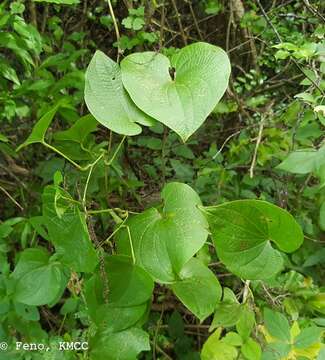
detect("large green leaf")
[262,343,291,360]
[42,186,98,273]
[11,248,49,278]
[241,338,261,360]
[89,327,150,360]
[84,255,153,330]
[211,304,243,329]
[85,50,155,136]
[0,59,20,85]
[86,256,152,353]
[95,303,148,333]
[294,326,322,349]
[53,114,98,144]
[203,200,303,279]
[117,182,209,283]
[171,258,221,321]
[276,147,325,174]
[201,328,238,360]
[105,256,153,307]
[121,42,231,141]
[263,308,291,343]
[236,305,255,341]
[12,248,69,306]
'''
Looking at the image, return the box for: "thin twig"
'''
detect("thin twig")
[150,341,172,360]
[226,1,234,53]
[249,116,265,178]
[0,185,24,211]
[256,0,282,42]
[302,0,325,23]
[187,1,203,40]
[159,1,165,49]
[213,130,242,159]
[256,0,325,96]
[170,0,187,45]
[152,306,164,360]
[304,235,325,244]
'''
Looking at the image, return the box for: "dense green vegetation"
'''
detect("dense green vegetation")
[0,0,324,359]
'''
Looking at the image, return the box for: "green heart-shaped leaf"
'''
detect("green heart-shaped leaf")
[171,258,221,321]
[203,200,303,280]
[90,327,150,360]
[12,248,69,306]
[116,182,209,283]
[121,42,231,141]
[84,255,153,331]
[85,50,155,136]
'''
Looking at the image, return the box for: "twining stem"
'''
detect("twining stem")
[88,208,124,225]
[126,225,136,265]
[43,141,84,170]
[43,136,128,221]
[161,126,168,185]
[43,141,106,172]
[108,130,113,155]
[82,153,105,206]
[99,217,129,248]
[106,0,121,60]
[105,135,126,166]
[59,196,82,206]
[88,208,124,215]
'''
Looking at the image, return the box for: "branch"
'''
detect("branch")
[302,0,325,23]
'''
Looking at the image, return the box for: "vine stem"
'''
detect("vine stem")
[43,141,84,170]
[82,152,105,206]
[88,208,127,216]
[105,135,126,166]
[43,141,106,172]
[161,127,168,185]
[126,225,136,265]
[99,218,129,248]
[106,0,121,60]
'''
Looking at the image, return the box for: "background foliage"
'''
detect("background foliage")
[0,0,324,359]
